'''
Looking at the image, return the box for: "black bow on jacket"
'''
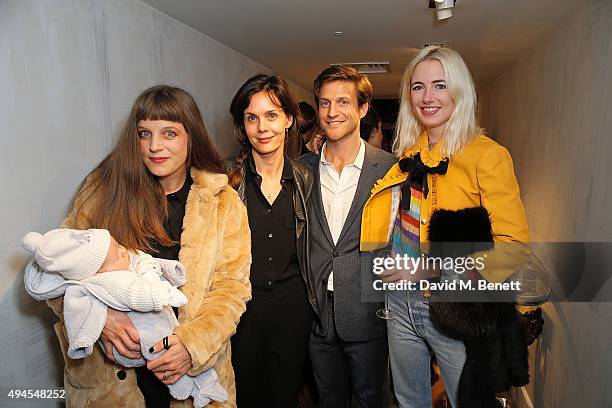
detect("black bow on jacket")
[398,153,449,210]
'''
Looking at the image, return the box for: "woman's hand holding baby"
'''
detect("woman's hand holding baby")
[100,308,141,361]
[147,335,192,385]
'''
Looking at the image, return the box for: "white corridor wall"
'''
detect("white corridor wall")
[480,0,612,406]
[0,0,311,402]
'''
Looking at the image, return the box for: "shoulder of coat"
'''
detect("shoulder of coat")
[190,168,230,196]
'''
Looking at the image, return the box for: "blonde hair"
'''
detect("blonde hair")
[393,45,481,157]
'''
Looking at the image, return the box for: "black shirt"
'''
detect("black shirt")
[136,174,192,408]
[149,174,193,260]
[245,155,300,291]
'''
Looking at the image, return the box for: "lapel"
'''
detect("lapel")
[178,169,225,321]
[311,156,335,248]
[336,143,379,245]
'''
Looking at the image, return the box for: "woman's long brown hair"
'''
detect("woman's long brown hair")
[227,73,301,189]
[70,85,224,252]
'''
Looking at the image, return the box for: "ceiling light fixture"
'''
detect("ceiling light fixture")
[433,0,455,20]
[424,42,448,48]
[334,31,343,37]
[330,62,391,74]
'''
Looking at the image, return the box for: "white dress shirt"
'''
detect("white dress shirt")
[319,139,365,291]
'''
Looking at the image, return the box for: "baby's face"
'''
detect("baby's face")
[98,237,130,273]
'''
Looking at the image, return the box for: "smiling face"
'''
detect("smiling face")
[317,80,368,143]
[137,119,189,193]
[409,59,456,141]
[243,90,293,157]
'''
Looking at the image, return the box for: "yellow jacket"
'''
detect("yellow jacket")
[361,132,529,282]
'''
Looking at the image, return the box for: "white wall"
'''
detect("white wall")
[480,0,612,406]
[0,0,311,400]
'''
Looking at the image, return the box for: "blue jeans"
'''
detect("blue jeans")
[387,289,466,408]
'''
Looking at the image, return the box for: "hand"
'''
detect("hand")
[100,308,141,361]
[379,268,414,283]
[312,133,326,155]
[378,260,437,283]
[521,307,544,346]
[147,335,192,385]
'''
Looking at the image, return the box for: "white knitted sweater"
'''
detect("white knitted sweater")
[82,251,187,311]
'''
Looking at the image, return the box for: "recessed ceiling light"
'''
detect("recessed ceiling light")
[334,31,343,37]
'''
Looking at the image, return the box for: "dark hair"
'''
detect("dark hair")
[70,85,224,251]
[313,65,373,108]
[298,101,316,133]
[228,73,301,189]
[360,106,382,141]
[130,85,224,174]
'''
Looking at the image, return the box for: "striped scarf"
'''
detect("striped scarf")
[391,153,449,258]
[391,183,423,258]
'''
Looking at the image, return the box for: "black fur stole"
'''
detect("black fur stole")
[427,207,529,408]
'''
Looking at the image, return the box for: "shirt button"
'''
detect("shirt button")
[421,218,427,225]
[268,233,273,238]
[267,209,272,213]
[267,280,273,287]
[268,256,273,261]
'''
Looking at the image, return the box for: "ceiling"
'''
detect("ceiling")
[142,0,587,98]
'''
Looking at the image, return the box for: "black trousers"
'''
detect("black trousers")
[309,295,389,408]
[231,277,313,408]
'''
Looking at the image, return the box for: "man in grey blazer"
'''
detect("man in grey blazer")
[300,65,396,407]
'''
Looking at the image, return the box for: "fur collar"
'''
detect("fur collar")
[190,168,229,197]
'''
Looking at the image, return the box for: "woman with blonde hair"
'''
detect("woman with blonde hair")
[46,85,251,407]
[360,46,530,407]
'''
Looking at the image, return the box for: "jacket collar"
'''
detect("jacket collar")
[402,131,448,166]
[190,168,228,196]
[369,132,449,196]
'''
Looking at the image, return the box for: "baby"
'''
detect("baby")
[22,228,227,407]
[22,228,188,311]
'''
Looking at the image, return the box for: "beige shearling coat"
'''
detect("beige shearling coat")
[47,168,252,407]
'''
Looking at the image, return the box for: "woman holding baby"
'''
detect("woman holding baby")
[45,85,251,407]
